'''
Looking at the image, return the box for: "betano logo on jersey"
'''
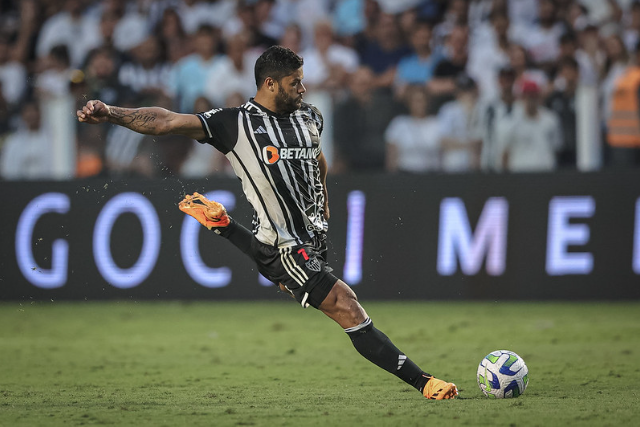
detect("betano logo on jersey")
[262,146,319,165]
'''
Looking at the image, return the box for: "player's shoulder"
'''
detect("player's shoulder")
[197,106,244,123]
[300,102,324,124]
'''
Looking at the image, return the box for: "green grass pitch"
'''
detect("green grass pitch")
[1,301,638,426]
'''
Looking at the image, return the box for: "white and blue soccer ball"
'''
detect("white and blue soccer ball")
[477,350,529,398]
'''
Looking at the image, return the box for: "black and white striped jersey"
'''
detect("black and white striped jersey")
[196,99,327,248]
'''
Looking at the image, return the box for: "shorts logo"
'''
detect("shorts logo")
[262,145,319,165]
[305,258,322,272]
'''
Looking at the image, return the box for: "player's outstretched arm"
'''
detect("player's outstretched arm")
[76,100,206,140]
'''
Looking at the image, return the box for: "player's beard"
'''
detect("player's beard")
[275,85,302,115]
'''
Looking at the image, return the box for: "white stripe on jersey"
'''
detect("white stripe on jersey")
[201,117,213,139]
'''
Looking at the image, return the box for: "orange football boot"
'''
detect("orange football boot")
[423,377,458,400]
[178,192,230,230]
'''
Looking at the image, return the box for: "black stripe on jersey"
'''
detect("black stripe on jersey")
[241,112,304,245]
[228,149,280,246]
[268,117,314,241]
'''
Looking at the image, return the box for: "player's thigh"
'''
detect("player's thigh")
[251,238,337,308]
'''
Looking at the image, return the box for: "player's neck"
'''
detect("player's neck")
[253,92,280,115]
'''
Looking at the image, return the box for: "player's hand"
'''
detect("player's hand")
[76,100,110,124]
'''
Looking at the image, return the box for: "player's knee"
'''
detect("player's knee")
[321,280,366,325]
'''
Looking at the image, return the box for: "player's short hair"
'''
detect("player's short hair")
[254,45,304,89]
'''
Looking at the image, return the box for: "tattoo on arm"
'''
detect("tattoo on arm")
[109,107,162,134]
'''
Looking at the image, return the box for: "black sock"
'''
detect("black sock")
[345,318,431,393]
[214,218,253,256]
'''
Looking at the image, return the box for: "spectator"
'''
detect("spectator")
[575,24,605,85]
[624,1,640,53]
[254,0,284,42]
[300,20,359,91]
[204,33,256,107]
[601,34,629,124]
[394,19,441,98]
[0,34,27,110]
[468,0,499,34]
[36,0,101,68]
[169,25,222,112]
[223,1,277,49]
[497,80,562,172]
[0,100,54,180]
[35,45,72,100]
[82,47,129,106]
[506,0,539,29]
[177,0,220,35]
[357,12,411,88]
[155,8,189,65]
[546,57,580,168]
[429,24,470,110]
[468,10,512,100]
[437,74,483,172]
[118,36,172,103]
[606,40,640,167]
[269,0,331,50]
[279,23,303,54]
[558,32,578,62]
[564,1,590,33]
[98,9,122,54]
[397,6,419,45]
[98,0,148,53]
[333,0,372,39]
[511,0,566,71]
[478,66,517,172]
[508,44,548,96]
[332,67,402,173]
[433,0,470,45]
[384,86,441,173]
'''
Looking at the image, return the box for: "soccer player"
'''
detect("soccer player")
[76,46,458,400]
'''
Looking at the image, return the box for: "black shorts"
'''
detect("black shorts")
[250,234,338,308]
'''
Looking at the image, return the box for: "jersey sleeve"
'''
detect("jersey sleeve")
[308,104,324,136]
[195,107,241,154]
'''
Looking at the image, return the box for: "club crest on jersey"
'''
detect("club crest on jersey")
[262,145,319,165]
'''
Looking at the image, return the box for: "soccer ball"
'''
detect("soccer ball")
[477,350,529,398]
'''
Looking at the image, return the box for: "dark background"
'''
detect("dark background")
[1,171,639,301]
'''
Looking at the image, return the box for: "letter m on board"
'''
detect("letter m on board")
[437,198,508,276]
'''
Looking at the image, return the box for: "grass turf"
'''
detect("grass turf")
[0,301,638,426]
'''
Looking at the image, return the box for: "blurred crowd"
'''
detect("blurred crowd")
[1,0,640,180]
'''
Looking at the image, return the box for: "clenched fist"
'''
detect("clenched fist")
[76,100,110,124]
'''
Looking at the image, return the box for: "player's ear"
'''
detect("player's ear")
[264,77,276,92]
